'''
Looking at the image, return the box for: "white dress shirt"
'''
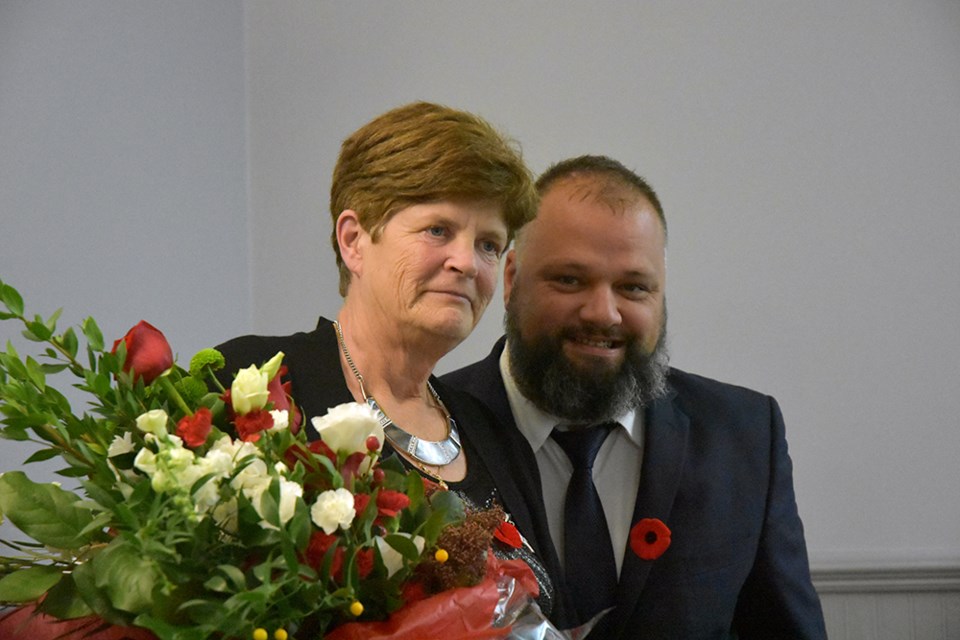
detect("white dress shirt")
[499,344,644,575]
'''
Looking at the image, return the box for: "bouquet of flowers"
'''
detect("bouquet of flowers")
[0,280,545,640]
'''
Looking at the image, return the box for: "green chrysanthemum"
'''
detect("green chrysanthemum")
[189,348,225,377]
[175,376,208,405]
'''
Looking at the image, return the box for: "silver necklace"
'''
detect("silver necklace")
[333,320,461,466]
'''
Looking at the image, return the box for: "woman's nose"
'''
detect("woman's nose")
[446,237,479,277]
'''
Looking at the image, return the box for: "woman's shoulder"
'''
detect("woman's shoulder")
[215,317,337,381]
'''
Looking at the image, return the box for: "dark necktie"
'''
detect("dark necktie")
[551,423,618,622]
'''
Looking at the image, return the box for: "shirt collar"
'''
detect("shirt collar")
[499,340,643,450]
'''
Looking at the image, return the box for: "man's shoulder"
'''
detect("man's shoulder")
[664,367,780,428]
[665,367,776,413]
[667,367,769,400]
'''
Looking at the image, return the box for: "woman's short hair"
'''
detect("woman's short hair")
[330,101,537,296]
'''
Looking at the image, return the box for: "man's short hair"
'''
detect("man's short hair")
[330,101,537,295]
[534,154,666,235]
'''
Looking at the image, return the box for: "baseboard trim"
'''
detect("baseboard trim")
[811,565,960,593]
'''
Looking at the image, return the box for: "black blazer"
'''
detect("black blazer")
[442,337,827,639]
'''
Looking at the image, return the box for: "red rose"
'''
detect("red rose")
[176,407,213,448]
[493,521,523,549]
[630,518,672,561]
[376,489,411,518]
[233,409,273,442]
[112,320,173,384]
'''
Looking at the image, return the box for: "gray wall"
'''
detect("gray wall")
[0,1,249,534]
[2,0,959,581]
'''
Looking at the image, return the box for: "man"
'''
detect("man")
[442,155,826,638]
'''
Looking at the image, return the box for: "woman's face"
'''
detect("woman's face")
[357,200,509,347]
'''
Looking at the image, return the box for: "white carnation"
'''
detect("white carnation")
[310,488,356,534]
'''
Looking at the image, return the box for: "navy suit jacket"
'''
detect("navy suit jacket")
[442,337,826,639]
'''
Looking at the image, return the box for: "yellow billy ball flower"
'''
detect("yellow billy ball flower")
[274,630,289,640]
[434,548,449,563]
[349,600,364,617]
[253,629,268,640]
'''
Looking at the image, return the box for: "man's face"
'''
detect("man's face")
[504,176,668,421]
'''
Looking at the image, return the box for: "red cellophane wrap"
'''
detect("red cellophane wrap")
[326,554,540,640]
[0,555,538,640]
[0,603,157,640]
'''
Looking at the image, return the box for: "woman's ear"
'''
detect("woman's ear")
[336,209,365,277]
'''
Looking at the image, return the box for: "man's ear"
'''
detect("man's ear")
[336,210,365,277]
[502,249,517,307]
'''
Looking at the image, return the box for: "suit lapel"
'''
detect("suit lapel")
[608,386,690,634]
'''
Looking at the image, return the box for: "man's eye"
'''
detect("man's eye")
[621,284,651,297]
[427,226,446,237]
[556,276,579,286]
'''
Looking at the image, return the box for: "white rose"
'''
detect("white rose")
[310,402,384,457]
[375,534,425,577]
[135,409,169,437]
[230,365,270,415]
[310,488,356,534]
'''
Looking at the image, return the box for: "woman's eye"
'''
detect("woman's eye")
[427,226,446,238]
[479,240,501,256]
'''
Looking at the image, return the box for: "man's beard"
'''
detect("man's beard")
[505,301,670,424]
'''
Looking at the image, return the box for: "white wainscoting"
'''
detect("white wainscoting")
[812,566,960,639]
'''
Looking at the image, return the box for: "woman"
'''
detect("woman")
[216,101,553,613]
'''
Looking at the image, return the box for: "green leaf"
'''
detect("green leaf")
[0,565,63,602]
[44,307,63,333]
[36,572,94,619]
[61,327,79,359]
[383,533,421,562]
[82,316,104,352]
[71,560,128,625]
[23,447,61,463]
[92,538,161,614]
[25,356,46,391]
[0,282,25,316]
[0,472,96,548]
[24,319,53,342]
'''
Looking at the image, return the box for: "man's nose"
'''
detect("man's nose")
[579,286,621,327]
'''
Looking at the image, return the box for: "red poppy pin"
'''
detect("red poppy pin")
[494,520,523,549]
[630,518,671,560]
